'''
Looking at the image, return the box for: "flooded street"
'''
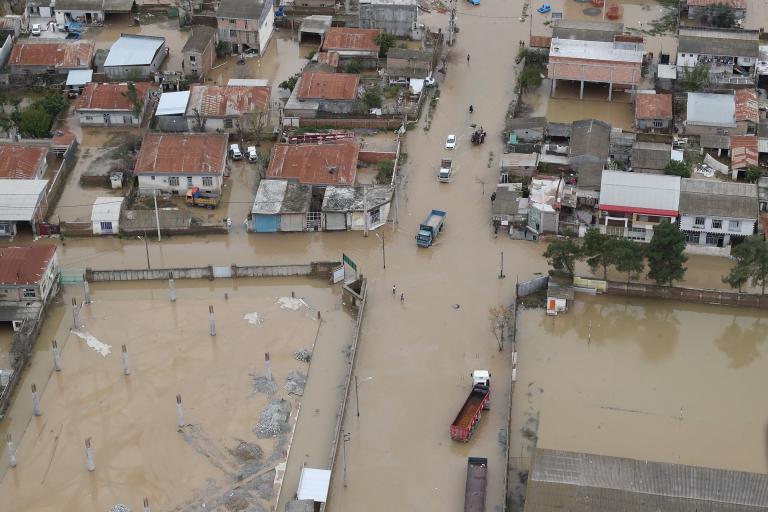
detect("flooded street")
[511,295,768,474]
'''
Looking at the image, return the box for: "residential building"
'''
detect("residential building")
[386,48,433,79]
[104,35,167,79]
[0,245,59,325]
[184,84,271,133]
[570,119,611,194]
[0,15,23,41]
[216,0,275,55]
[500,153,539,180]
[8,40,95,75]
[133,133,228,195]
[677,27,759,84]
[685,0,746,22]
[54,0,105,25]
[284,72,360,118]
[91,196,124,235]
[321,184,392,231]
[759,176,768,212]
[0,180,49,236]
[358,0,418,38]
[527,202,558,236]
[76,82,153,127]
[0,145,48,180]
[630,142,671,174]
[298,16,333,46]
[547,37,644,100]
[266,140,359,186]
[679,178,756,254]
[250,180,312,232]
[525,448,768,512]
[182,25,217,79]
[598,170,681,242]
[685,91,756,140]
[506,117,546,143]
[491,183,527,227]
[551,20,624,42]
[321,27,381,66]
[634,91,673,133]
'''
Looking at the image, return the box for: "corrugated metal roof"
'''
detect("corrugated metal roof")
[0,145,47,179]
[216,0,266,20]
[267,141,359,185]
[550,38,644,63]
[528,448,768,510]
[91,196,124,223]
[0,245,56,286]
[686,92,735,127]
[66,69,93,86]
[599,170,680,212]
[77,82,152,112]
[134,133,228,176]
[104,35,165,67]
[322,185,391,211]
[688,0,745,6]
[0,179,48,221]
[156,90,190,116]
[252,179,287,215]
[635,92,672,119]
[680,178,757,219]
[297,72,359,101]
[9,40,95,70]
[735,88,758,124]
[182,25,215,54]
[322,28,381,52]
[297,468,331,502]
[731,135,759,169]
[678,28,759,58]
[631,142,671,170]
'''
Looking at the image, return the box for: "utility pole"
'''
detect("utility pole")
[377,233,386,269]
[447,0,457,46]
[142,230,150,270]
[499,251,506,279]
[355,375,360,417]
[342,432,351,487]
[153,189,162,241]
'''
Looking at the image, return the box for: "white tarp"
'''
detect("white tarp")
[297,468,331,502]
[529,178,561,207]
[410,79,425,95]
[704,154,729,175]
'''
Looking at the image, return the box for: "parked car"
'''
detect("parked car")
[424,76,436,87]
[247,146,258,163]
[31,24,41,36]
[229,143,243,160]
[445,134,457,149]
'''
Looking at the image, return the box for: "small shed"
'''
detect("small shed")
[297,467,331,503]
[250,179,312,233]
[155,90,190,132]
[547,277,574,316]
[631,142,672,174]
[91,196,124,235]
[506,117,546,142]
[492,182,526,226]
[66,69,93,94]
[500,153,539,180]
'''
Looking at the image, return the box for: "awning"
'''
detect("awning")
[297,468,331,503]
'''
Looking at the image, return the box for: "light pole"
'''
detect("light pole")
[354,376,373,417]
[139,231,150,269]
[376,233,386,269]
[342,432,351,487]
[499,251,506,279]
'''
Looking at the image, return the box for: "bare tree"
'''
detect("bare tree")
[191,108,207,132]
[236,109,268,145]
[488,304,514,351]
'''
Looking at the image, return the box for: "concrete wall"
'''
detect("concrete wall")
[0,36,13,69]
[85,261,342,282]
[55,9,103,25]
[156,115,190,132]
[298,117,404,129]
[137,174,223,195]
[358,2,417,38]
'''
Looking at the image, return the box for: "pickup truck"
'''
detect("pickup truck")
[450,370,490,442]
[464,457,488,512]
[416,209,446,248]
[185,187,219,208]
[247,146,258,163]
[438,159,452,182]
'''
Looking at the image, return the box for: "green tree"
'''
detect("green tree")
[699,3,736,27]
[611,238,645,283]
[279,73,300,92]
[725,235,768,294]
[745,166,765,183]
[543,239,581,276]
[647,220,687,286]
[123,82,144,118]
[664,159,691,178]
[362,87,383,109]
[518,66,542,95]
[19,107,52,137]
[374,33,396,58]
[375,159,394,184]
[678,63,710,92]
[344,59,362,74]
[582,229,614,279]
[216,41,231,58]
[34,93,68,118]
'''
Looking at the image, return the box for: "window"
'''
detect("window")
[229,18,236,24]
[223,119,234,128]
[169,176,179,186]
[684,230,700,243]
[230,29,237,37]
[85,116,93,121]
[694,216,705,228]
[705,232,721,245]
[369,207,381,224]
[711,219,723,229]
[729,219,740,231]
[151,176,155,180]
[189,55,196,63]
[100,221,113,232]
[202,176,213,187]
[23,288,36,299]
[186,176,193,187]
[653,119,663,128]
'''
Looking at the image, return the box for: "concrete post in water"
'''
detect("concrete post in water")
[72,298,80,329]
[83,280,91,304]
[291,291,295,298]
[317,311,321,321]
[85,438,95,472]
[208,305,216,337]
[265,352,273,384]
[168,272,176,302]
[176,394,184,430]
[122,344,130,376]
[143,497,150,512]
[52,339,61,371]
[31,383,41,416]
[6,433,16,468]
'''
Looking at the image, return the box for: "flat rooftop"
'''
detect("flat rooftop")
[550,38,644,63]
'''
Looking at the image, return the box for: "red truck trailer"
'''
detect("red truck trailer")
[450,370,491,442]
[464,457,488,512]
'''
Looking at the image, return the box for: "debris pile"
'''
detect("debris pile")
[294,348,312,362]
[109,506,132,512]
[284,371,307,396]
[231,441,263,462]
[254,399,292,438]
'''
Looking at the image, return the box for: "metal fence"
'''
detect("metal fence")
[517,275,549,297]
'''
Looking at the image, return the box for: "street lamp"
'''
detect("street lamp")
[354,375,373,417]
[375,233,386,269]
[138,231,150,269]
[342,432,351,487]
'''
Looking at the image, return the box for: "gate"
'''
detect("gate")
[212,266,233,278]
[60,269,85,284]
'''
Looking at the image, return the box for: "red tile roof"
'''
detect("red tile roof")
[266,140,359,185]
[529,36,552,48]
[735,88,758,124]
[134,133,228,175]
[77,82,153,112]
[297,72,359,101]
[0,145,47,179]
[187,85,271,117]
[635,93,673,120]
[9,41,95,70]
[0,245,56,286]
[322,28,381,52]
[730,135,758,169]
[688,0,745,7]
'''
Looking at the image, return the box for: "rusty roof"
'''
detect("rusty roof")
[635,93,672,120]
[735,88,758,124]
[0,245,56,286]
[730,135,758,169]
[0,145,47,179]
[77,82,152,112]
[688,0,745,7]
[9,40,95,69]
[322,27,381,52]
[52,130,76,148]
[186,85,271,117]
[317,51,340,67]
[297,72,359,101]
[266,140,359,185]
[134,133,228,176]
[529,35,552,48]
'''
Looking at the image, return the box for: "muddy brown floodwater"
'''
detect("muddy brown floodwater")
[511,295,768,476]
[0,279,353,512]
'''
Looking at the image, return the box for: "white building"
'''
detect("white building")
[0,179,49,236]
[76,82,153,127]
[104,34,167,79]
[91,196,124,235]
[679,178,757,255]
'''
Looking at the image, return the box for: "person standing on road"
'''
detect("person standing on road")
[467,53,470,62]
[392,284,396,295]
[400,293,405,302]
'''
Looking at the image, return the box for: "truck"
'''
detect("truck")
[416,209,446,248]
[185,187,219,208]
[464,457,488,512]
[450,370,491,442]
[438,159,452,182]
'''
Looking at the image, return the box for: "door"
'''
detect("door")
[325,212,346,231]
[254,215,279,232]
[103,113,111,125]
[280,214,305,232]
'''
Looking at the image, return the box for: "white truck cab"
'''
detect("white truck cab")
[472,370,490,387]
